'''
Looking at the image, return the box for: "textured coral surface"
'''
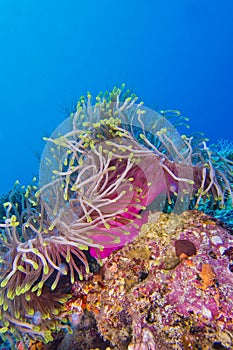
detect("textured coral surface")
[50,210,233,350]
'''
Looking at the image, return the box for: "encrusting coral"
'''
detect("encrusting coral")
[61,210,233,350]
[0,85,232,348]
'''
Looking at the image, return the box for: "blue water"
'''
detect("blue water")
[0,0,233,195]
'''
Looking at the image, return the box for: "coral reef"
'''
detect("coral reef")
[62,210,233,350]
[0,85,232,348]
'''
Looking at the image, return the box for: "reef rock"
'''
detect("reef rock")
[54,210,233,350]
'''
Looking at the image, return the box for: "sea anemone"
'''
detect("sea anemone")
[0,185,77,345]
[191,138,233,228]
[38,89,193,259]
[39,86,232,257]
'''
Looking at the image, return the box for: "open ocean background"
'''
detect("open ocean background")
[0,0,232,195]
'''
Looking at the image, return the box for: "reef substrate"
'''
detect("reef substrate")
[44,209,233,350]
